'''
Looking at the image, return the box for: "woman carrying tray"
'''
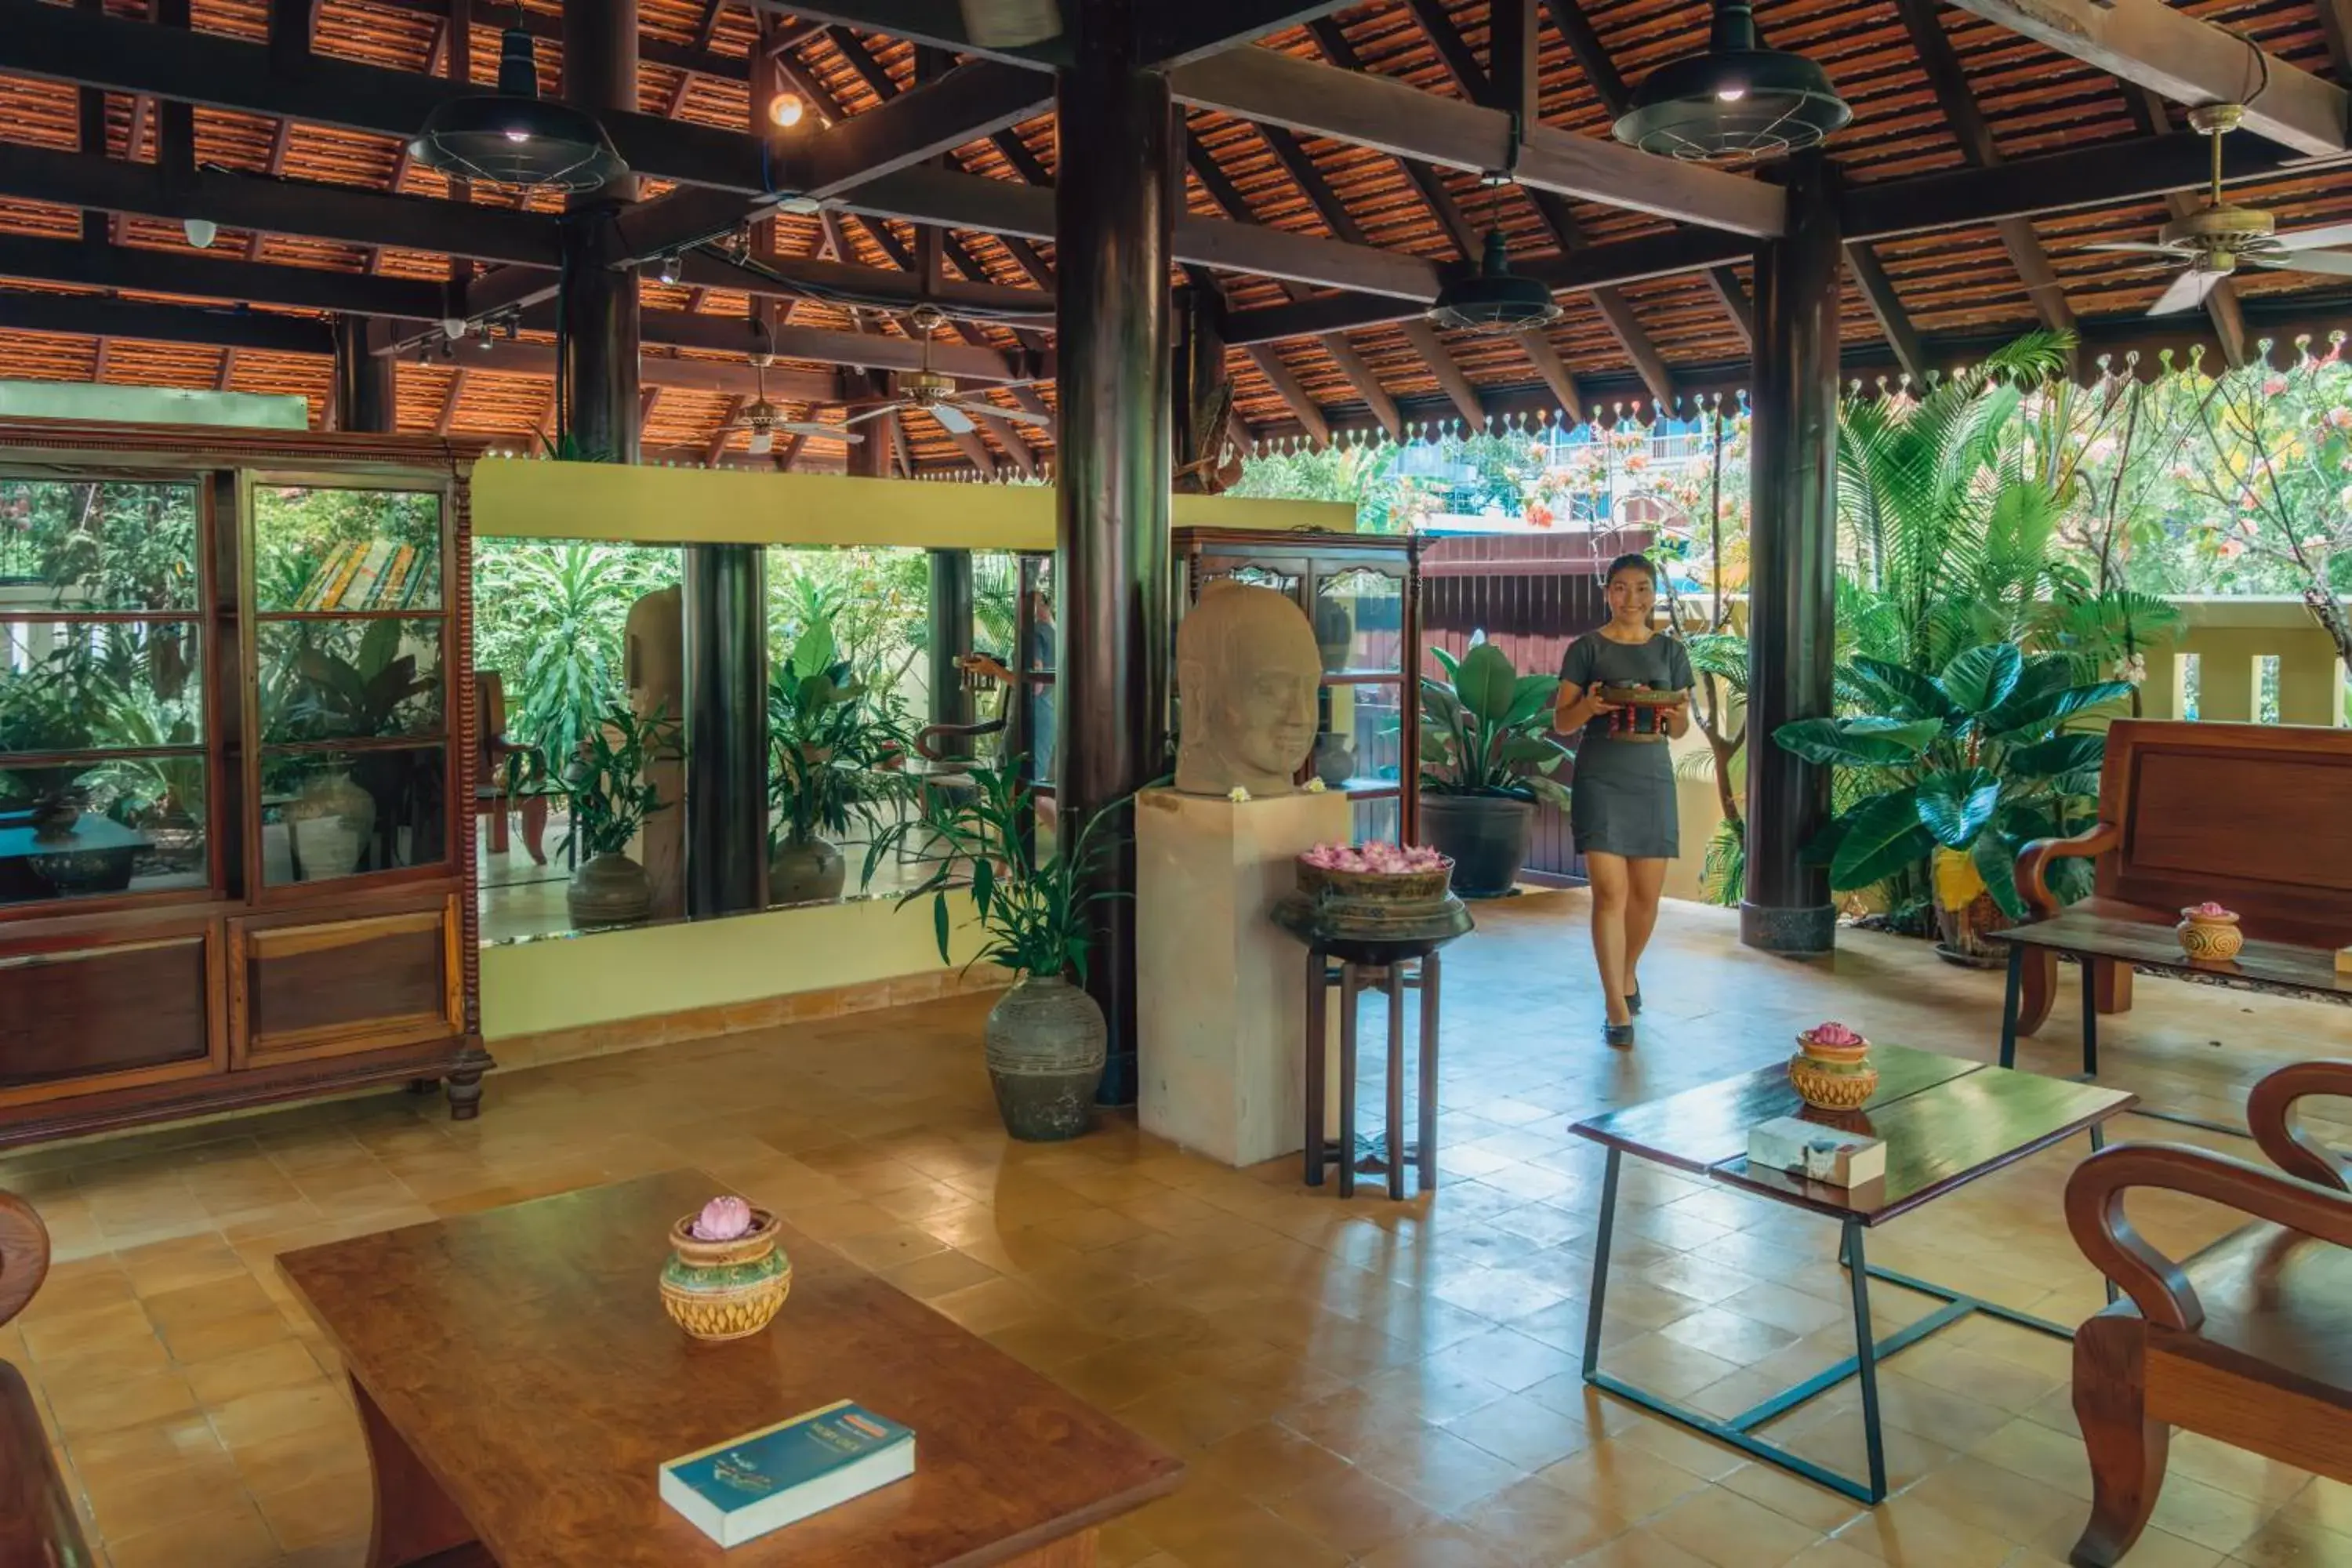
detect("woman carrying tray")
[1553,554,1693,1047]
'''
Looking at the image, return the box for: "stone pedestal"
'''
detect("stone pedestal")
[1137,787,1349,1167]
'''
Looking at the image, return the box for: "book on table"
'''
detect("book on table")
[1747,1116,1886,1188]
[660,1400,915,1547]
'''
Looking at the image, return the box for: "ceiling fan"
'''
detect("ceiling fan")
[2085,103,2352,315]
[717,317,865,456]
[838,306,1056,438]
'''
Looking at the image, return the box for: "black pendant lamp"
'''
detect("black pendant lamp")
[1612,0,1851,163]
[409,20,628,194]
[1428,227,1563,336]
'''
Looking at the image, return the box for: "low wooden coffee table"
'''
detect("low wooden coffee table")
[278,1170,1183,1566]
[1570,1045,2134,1504]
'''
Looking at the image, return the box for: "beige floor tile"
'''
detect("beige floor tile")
[1647,1483,1825,1568]
[1269,1467,1445,1557]
[103,1498,282,1568]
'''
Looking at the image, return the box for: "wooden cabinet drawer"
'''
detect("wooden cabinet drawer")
[231,897,462,1066]
[0,933,223,1105]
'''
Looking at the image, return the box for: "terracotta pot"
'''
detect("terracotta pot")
[27,793,82,841]
[1418,794,1534,898]
[2176,909,2245,962]
[1312,733,1356,787]
[769,833,848,906]
[1931,848,2012,968]
[659,1208,791,1343]
[567,851,653,928]
[984,975,1105,1142]
[1788,1052,1879,1111]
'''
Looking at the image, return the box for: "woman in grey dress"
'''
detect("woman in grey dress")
[1554,554,1693,1047]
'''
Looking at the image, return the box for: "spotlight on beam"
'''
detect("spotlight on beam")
[183,218,217,249]
[657,252,683,285]
[767,91,806,129]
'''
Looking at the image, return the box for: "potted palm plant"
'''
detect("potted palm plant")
[768,616,910,905]
[560,702,680,929]
[1417,641,1572,897]
[1776,642,2129,962]
[865,758,1125,1142]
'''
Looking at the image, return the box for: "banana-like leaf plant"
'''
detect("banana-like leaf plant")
[1418,641,1572,809]
[1774,642,2129,918]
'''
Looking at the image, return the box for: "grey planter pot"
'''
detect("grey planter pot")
[1419,793,1535,898]
[567,851,654,928]
[984,975,1105,1142]
[769,833,848,906]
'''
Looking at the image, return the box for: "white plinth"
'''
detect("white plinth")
[1138,787,1352,1167]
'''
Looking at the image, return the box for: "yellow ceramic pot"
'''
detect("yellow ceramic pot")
[1788,1051,1878,1112]
[2176,910,2244,963]
[661,1208,791,1343]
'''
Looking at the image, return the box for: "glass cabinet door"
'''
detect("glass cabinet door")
[250,484,449,887]
[0,477,211,906]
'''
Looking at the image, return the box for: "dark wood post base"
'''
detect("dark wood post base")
[444,1071,483,1121]
[405,1078,440,1096]
[355,1377,481,1568]
[2070,1317,2167,1567]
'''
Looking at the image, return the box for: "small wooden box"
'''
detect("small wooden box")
[1748,1116,1886,1188]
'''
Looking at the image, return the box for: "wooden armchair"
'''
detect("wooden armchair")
[2,1190,93,1565]
[2063,1060,2352,1566]
[474,671,548,866]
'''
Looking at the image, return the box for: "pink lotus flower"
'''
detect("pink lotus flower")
[1806,1022,1866,1047]
[692,1195,754,1241]
[2187,902,2234,919]
[1301,840,1447,874]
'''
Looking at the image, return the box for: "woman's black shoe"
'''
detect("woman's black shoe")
[1627,985,1642,1016]
[1604,1021,1636,1049]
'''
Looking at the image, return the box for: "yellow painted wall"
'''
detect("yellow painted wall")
[470,458,1353,547]
[478,891,989,1041]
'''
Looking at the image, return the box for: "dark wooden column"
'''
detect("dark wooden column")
[1057,2,1174,1105]
[927,551,975,758]
[559,0,640,463]
[1172,284,1225,492]
[1741,152,1840,955]
[332,314,396,434]
[681,2,767,916]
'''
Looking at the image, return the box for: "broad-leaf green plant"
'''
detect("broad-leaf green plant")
[1776,642,2129,918]
[768,615,912,853]
[558,703,680,861]
[1418,641,1573,808]
[866,758,1126,983]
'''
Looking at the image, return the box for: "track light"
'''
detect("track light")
[474,332,494,353]
[183,217,217,249]
[657,252,683,285]
[502,315,520,341]
[442,316,469,340]
[767,91,805,129]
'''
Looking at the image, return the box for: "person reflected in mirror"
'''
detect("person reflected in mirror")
[1553,554,1692,1048]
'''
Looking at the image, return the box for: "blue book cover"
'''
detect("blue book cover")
[660,1401,916,1547]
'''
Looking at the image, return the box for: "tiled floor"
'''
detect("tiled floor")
[5,890,2349,1567]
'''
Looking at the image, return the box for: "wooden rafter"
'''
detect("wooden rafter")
[1843,241,1928,386]
[1944,0,2347,157]
[1243,344,1330,448]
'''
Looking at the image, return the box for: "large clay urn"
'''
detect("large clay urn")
[983,976,1105,1142]
[567,851,654,928]
[768,832,848,906]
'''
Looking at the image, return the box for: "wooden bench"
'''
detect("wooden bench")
[2002,720,2352,1074]
[2,1191,93,1566]
[2063,1059,2352,1566]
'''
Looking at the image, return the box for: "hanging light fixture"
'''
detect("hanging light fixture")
[408,16,628,194]
[1428,227,1563,335]
[1612,0,1850,163]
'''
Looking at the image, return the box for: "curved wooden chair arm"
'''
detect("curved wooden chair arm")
[2248,1060,2352,1193]
[2016,822,2121,916]
[915,719,1006,765]
[2066,1142,2352,1333]
[0,1192,49,1330]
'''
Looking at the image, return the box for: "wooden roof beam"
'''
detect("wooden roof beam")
[1243,344,1331,448]
[1321,335,1403,442]
[369,0,754,82]
[1168,45,1786,237]
[1842,241,1927,386]
[1944,0,2347,156]
[0,287,336,354]
[966,405,1039,475]
[0,234,446,318]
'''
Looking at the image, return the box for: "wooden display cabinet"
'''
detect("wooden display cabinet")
[1172,528,1423,843]
[0,419,488,1149]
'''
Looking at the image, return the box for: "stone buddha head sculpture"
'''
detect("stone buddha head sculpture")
[1174,580,1323,798]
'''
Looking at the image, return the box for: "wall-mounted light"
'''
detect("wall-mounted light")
[767,91,805,129]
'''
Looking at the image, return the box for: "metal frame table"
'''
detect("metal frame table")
[1570,1045,2134,1504]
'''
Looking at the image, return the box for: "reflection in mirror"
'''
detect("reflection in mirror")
[257,619,443,744]
[261,746,446,886]
[0,478,201,612]
[0,622,203,757]
[253,487,442,612]
[0,759,206,905]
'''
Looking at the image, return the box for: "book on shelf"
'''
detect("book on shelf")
[659,1400,915,1548]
